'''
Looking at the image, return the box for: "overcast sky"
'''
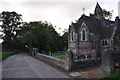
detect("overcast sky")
[0,0,119,36]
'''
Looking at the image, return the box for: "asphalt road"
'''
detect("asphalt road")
[2,53,69,78]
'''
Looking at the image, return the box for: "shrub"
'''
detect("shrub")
[100,71,120,80]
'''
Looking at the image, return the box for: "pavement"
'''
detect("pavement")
[2,53,70,78]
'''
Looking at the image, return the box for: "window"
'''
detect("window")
[81,28,87,41]
[71,31,74,41]
[82,29,86,40]
[70,31,74,41]
[102,40,108,46]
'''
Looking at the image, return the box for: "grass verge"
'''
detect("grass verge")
[51,53,66,59]
[100,71,120,80]
[0,52,17,60]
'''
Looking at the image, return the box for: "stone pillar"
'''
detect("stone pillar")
[101,49,115,77]
[118,47,120,70]
[66,50,74,71]
[115,47,120,71]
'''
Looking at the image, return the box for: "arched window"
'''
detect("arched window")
[81,28,87,41]
[102,40,108,46]
[71,31,74,41]
[82,29,86,40]
[70,31,74,41]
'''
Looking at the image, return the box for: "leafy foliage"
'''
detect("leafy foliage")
[0,11,22,50]
[102,9,113,20]
[20,21,68,53]
[89,9,113,20]
[0,11,68,53]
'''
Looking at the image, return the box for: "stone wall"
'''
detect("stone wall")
[68,42,77,54]
[35,53,66,70]
[35,52,102,71]
[73,58,101,70]
[79,42,96,57]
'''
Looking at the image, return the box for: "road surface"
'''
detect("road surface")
[2,53,69,78]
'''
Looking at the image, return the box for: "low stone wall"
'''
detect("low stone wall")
[35,52,102,71]
[35,53,66,70]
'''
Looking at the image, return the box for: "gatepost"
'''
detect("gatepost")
[66,50,74,71]
[101,49,115,77]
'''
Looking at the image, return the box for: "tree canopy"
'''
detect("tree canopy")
[0,11,22,50]
[20,21,67,53]
[90,9,113,20]
[102,9,113,20]
[0,11,68,53]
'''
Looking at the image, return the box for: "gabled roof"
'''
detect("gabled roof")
[72,14,102,34]
[100,19,115,38]
[94,2,103,16]
[70,14,117,39]
[102,24,115,38]
[94,3,102,13]
[69,2,119,39]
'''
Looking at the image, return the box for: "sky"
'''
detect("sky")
[0,0,120,43]
[118,1,120,17]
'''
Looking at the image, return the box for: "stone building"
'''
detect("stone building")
[68,3,120,58]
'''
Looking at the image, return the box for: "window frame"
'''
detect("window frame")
[101,40,108,47]
[70,31,75,42]
[71,31,74,41]
[80,28,88,41]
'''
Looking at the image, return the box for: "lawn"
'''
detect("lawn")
[0,52,16,60]
[47,51,66,59]
[51,53,66,59]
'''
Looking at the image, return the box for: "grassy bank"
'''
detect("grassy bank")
[100,72,120,80]
[0,52,17,60]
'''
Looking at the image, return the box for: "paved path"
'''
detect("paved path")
[2,53,69,78]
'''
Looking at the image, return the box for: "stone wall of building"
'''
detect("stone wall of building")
[79,42,91,54]
[100,47,109,55]
[68,42,77,54]
[78,41,96,57]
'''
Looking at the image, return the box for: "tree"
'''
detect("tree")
[89,9,113,20]
[20,21,61,54]
[0,11,68,53]
[102,9,113,20]
[0,11,22,50]
[61,29,68,50]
